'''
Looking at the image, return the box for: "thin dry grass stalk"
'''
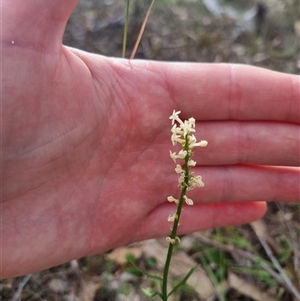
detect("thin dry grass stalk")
[130,0,156,59]
[11,274,32,301]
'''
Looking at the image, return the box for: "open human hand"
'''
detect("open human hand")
[2,0,299,278]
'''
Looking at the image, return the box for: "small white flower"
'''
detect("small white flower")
[167,196,179,204]
[180,120,195,136]
[177,149,187,159]
[171,133,184,146]
[166,237,176,244]
[188,134,197,144]
[190,175,205,189]
[169,151,177,163]
[171,124,182,134]
[169,150,187,162]
[167,213,177,222]
[187,159,196,167]
[169,110,183,125]
[178,174,185,186]
[188,117,196,128]
[199,140,208,147]
[190,139,208,149]
[184,195,194,205]
[175,164,184,174]
[171,125,184,145]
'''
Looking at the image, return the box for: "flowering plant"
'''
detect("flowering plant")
[141,110,208,300]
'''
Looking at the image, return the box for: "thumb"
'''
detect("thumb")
[2,0,79,50]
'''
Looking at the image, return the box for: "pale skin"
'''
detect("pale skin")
[2,0,299,279]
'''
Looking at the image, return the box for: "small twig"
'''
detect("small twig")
[130,0,156,59]
[11,274,32,301]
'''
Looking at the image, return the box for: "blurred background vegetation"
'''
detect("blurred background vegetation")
[2,0,300,300]
[63,0,299,73]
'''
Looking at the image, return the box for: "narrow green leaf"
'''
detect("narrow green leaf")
[128,259,163,282]
[125,252,136,264]
[142,288,158,297]
[142,289,164,299]
[167,265,199,297]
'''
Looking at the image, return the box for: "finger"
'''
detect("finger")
[123,61,299,123]
[136,202,267,240]
[170,64,299,123]
[187,165,299,203]
[2,0,78,49]
[193,121,299,166]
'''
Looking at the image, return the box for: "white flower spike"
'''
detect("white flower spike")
[166,111,207,246]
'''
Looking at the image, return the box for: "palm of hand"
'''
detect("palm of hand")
[3,39,182,270]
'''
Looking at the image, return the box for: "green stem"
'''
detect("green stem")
[161,136,190,300]
[122,0,130,58]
